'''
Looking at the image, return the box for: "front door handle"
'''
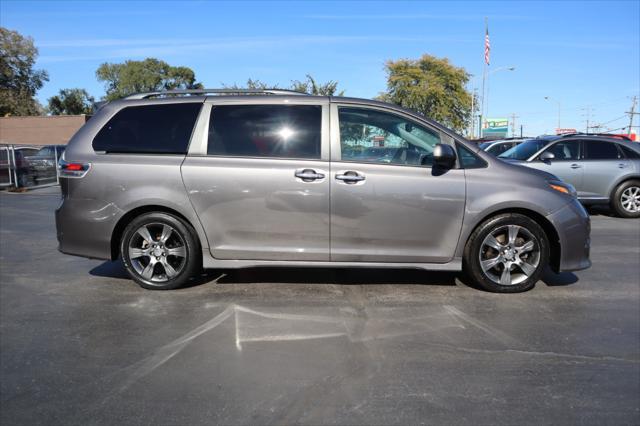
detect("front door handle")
[335,171,365,184]
[570,163,582,169]
[295,169,325,182]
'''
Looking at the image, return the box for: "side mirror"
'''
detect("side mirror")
[433,144,457,169]
[539,151,555,162]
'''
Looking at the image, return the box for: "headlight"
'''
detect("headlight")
[548,180,577,197]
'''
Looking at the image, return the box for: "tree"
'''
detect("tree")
[225,75,344,95]
[379,54,472,133]
[96,58,203,101]
[47,88,95,115]
[290,74,344,96]
[0,27,49,116]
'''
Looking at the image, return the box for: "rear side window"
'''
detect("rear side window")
[620,145,640,159]
[207,105,321,159]
[584,140,622,160]
[93,103,201,154]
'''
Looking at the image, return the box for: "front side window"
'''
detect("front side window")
[338,107,440,166]
[541,140,581,161]
[457,143,487,168]
[93,103,202,154]
[207,105,321,159]
[584,140,622,160]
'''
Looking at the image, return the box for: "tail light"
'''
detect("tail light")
[58,158,91,178]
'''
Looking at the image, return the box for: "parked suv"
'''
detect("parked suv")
[56,89,591,293]
[499,134,640,218]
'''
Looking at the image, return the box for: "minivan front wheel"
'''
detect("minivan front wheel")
[120,212,200,290]
[464,213,549,293]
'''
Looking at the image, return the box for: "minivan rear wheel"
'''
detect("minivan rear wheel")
[611,180,640,218]
[120,212,200,290]
[463,213,549,293]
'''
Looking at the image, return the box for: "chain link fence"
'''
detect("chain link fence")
[0,145,65,190]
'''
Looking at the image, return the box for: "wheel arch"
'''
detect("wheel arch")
[110,205,202,261]
[608,175,640,199]
[463,207,561,273]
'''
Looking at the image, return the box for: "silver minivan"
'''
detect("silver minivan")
[55,89,591,293]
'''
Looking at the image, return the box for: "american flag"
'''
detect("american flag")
[484,26,490,65]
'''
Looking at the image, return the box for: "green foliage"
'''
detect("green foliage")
[47,88,95,115]
[290,74,344,96]
[379,54,472,133]
[95,58,203,101]
[0,27,49,116]
[225,75,344,95]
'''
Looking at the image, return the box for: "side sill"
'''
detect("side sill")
[202,254,462,271]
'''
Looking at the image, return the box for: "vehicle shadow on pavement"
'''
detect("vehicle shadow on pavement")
[90,260,460,287]
[540,267,579,287]
[90,261,578,289]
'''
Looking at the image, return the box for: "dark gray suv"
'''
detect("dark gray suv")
[55,89,591,293]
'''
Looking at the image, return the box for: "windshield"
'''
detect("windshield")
[499,139,549,160]
[479,142,492,150]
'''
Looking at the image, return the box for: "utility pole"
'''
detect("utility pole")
[627,96,638,137]
[510,113,519,137]
[582,105,593,133]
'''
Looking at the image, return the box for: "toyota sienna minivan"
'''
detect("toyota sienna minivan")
[56,89,591,293]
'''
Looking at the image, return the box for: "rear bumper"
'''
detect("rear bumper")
[546,199,591,272]
[55,194,119,260]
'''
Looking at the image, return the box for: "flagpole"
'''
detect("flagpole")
[480,17,488,139]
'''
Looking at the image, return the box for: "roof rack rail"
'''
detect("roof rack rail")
[124,88,307,100]
[559,132,632,141]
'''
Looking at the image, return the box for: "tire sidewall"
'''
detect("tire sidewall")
[464,213,550,293]
[612,180,640,219]
[120,212,199,290]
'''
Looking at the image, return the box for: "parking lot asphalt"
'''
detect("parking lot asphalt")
[0,186,639,426]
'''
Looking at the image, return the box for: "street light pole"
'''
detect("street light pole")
[485,66,516,120]
[473,66,515,138]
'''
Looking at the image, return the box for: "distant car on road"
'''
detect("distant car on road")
[479,139,527,156]
[499,134,640,218]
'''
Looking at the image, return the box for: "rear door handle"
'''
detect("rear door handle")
[618,163,627,169]
[335,171,365,184]
[570,163,582,169]
[294,169,325,182]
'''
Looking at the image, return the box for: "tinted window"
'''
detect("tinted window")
[584,140,622,160]
[93,103,201,154]
[488,142,513,156]
[499,139,549,160]
[207,105,321,159]
[339,107,440,166]
[542,141,580,161]
[620,145,640,159]
[457,143,487,168]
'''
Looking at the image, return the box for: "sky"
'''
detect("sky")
[1,0,639,136]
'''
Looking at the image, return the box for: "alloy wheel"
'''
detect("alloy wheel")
[128,223,187,282]
[621,186,640,213]
[479,225,541,286]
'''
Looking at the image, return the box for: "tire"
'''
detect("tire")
[463,213,550,293]
[610,180,640,218]
[120,212,201,290]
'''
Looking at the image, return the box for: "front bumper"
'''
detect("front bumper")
[546,198,591,272]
